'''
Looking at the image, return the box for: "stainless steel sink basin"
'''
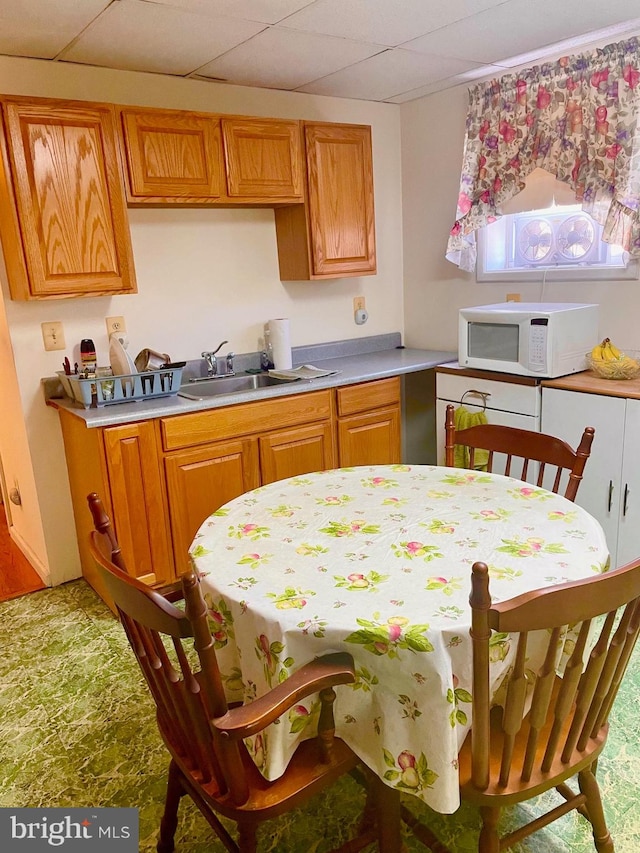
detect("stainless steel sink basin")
[178,373,291,400]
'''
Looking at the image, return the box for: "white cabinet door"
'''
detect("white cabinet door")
[541,387,625,566]
[617,398,640,567]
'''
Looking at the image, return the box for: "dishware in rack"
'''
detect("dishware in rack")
[109,335,136,377]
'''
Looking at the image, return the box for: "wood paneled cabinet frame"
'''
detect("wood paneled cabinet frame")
[119,107,303,205]
[58,378,400,607]
[0,94,376,295]
[275,122,377,280]
[120,107,226,203]
[0,95,137,300]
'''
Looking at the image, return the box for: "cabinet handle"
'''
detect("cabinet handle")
[608,480,613,512]
[624,484,630,517]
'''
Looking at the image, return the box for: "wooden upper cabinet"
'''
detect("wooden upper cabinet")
[274,122,376,280]
[0,96,136,300]
[119,107,226,202]
[221,117,303,201]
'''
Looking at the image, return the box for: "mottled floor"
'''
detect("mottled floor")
[1,580,639,852]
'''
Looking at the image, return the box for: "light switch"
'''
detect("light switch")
[41,322,66,351]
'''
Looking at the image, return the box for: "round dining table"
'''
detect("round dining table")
[189,464,609,814]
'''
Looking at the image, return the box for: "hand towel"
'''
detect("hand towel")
[453,406,490,470]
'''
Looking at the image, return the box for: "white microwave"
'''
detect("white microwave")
[459,302,599,378]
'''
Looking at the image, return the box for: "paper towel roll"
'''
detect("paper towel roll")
[268,318,292,370]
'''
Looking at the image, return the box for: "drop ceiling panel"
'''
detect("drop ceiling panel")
[61,0,266,75]
[280,0,508,47]
[1,0,640,102]
[152,0,317,25]
[403,0,640,65]
[297,49,481,102]
[0,0,111,59]
[386,64,507,103]
[197,28,383,90]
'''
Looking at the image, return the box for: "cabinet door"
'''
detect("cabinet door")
[274,122,376,281]
[165,438,259,573]
[617,399,640,566]
[120,108,226,201]
[1,97,136,299]
[338,408,401,467]
[103,421,173,587]
[222,118,303,200]
[260,423,335,484]
[541,387,625,565]
[305,122,376,277]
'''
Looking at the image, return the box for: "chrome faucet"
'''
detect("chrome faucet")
[201,341,235,377]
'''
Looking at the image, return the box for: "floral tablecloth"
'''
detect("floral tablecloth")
[190,464,609,813]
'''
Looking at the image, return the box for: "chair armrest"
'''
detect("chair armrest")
[212,652,355,740]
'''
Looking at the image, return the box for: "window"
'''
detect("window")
[477,204,637,282]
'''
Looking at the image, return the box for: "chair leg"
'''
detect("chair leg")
[157,760,184,853]
[371,776,402,853]
[478,806,501,853]
[578,767,614,853]
[237,820,258,853]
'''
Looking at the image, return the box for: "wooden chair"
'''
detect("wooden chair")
[87,512,401,853]
[87,492,183,602]
[444,404,595,501]
[402,557,640,853]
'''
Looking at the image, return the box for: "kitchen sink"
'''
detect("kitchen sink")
[178,373,291,400]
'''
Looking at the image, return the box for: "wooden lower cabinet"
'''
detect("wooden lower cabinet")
[102,422,174,587]
[59,379,401,607]
[58,411,172,610]
[336,377,401,466]
[260,422,335,484]
[337,408,401,466]
[164,438,259,574]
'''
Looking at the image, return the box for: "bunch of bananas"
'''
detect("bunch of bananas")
[589,338,640,379]
[591,338,622,361]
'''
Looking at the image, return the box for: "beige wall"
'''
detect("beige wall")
[400,86,638,352]
[0,56,403,586]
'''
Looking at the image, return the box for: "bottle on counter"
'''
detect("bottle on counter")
[261,329,275,370]
[80,338,97,377]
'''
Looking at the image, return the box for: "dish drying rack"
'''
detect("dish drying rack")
[57,366,183,408]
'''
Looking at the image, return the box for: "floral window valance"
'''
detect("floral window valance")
[446,36,640,272]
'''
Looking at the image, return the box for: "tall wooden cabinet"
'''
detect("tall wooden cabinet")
[0,96,137,299]
[275,122,376,280]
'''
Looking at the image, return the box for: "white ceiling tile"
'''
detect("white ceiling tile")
[0,0,111,59]
[148,0,316,25]
[385,63,507,102]
[280,0,509,47]
[197,28,383,89]
[297,49,480,102]
[61,0,266,75]
[404,0,640,64]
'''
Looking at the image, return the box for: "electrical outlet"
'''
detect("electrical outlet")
[106,315,126,336]
[506,293,521,302]
[41,322,65,351]
[353,296,366,312]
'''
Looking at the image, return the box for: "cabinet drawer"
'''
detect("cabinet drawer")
[436,372,540,417]
[160,389,333,451]
[336,377,400,417]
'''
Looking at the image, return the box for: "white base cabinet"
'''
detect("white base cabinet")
[541,387,640,568]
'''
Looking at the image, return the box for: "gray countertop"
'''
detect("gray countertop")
[46,334,456,428]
